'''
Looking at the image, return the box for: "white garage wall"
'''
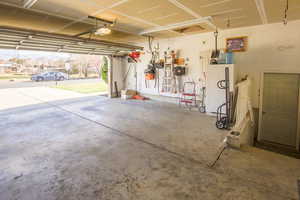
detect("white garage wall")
[126,20,300,108]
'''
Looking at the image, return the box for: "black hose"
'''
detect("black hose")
[209,145,227,168]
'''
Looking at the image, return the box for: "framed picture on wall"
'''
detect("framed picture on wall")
[226,36,248,52]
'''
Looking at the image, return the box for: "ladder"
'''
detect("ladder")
[161,52,177,93]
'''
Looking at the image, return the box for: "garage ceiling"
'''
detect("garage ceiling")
[0,0,299,45]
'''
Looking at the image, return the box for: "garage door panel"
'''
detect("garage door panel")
[0,27,143,55]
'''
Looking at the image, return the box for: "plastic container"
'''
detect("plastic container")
[226,52,234,64]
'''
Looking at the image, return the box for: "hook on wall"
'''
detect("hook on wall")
[226,18,231,28]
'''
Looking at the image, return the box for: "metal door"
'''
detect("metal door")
[259,73,300,149]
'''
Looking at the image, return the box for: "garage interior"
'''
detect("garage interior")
[0,0,300,200]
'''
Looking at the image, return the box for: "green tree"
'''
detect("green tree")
[101,56,108,83]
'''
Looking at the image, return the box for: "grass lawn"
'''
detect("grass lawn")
[0,74,30,80]
[52,82,107,94]
[69,73,99,79]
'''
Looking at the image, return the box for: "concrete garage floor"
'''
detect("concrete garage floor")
[0,87,300,200]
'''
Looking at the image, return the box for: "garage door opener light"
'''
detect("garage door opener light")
[95,25,112,36]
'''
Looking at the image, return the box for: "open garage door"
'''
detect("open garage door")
[0,26,142,98]
[0,26,142,56]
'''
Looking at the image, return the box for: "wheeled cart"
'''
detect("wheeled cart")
[216,67,230,129]
[179,82,197,109]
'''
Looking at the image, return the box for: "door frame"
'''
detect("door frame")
[258,71,300,151]
[107,55,113,98]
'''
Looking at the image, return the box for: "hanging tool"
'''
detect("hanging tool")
[144,67,156,88]
[173,66,186,76]
[129,51,141,63]
[145,36,160,89]
[211,29,220,63]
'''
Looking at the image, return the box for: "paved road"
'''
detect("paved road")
[0,78,102,89]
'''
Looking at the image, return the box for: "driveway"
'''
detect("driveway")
[0,78,101,89]
[0,87,95,110]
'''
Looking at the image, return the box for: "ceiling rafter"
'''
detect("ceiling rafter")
[167,0,200,18]
[50,0,130,33]
[219,16,246,21]
[137,5,160,14]
[139,17,212,35]
[167,0,217,29]
[254,0,268,24]
[110,10,158,27]
[211,8,243,17]
[200,0,232,8]
[110,10,185,36]
[0,1,92,25]
[0,1,140,36]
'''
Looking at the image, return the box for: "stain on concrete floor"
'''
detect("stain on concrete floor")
[1,88,300,200]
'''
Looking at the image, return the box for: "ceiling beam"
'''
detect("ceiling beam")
[211,8,243,16]
[254,0,268,24]
[0,1,140,36]
[167,0,200,18]
[23,0,38,9]
[110,10,158,27]
[0,1,94,26]
[48,0,141,35]
[200,0,231,8]
[52,0,129,33]
[139,17,212,35]
[167,0,216,30]
[110,10,185,36]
